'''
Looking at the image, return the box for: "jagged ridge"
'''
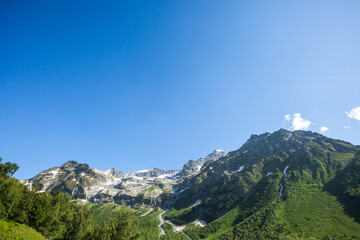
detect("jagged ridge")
[24,150,227,207]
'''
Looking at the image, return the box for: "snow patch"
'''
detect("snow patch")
[192,219,206,227]
[231,166,244,174]
[193,200,202,206]
[177,187,189,194]
[104,169,113,175]
[49,169,59,179]
[93,168,103,174]
[166,221,186,232]
[49,170,59,175]
[131,175,144,180]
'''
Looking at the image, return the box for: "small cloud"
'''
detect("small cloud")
[284,114,291,121]
[320,126,328,133]
[286,113,311,130]
[346,106,360,121]
[344,126,350,129]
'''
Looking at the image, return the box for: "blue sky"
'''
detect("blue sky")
[1,1,360,179]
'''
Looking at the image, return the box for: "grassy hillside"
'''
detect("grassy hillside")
[277,186,360,239]
[0,219,46,240]
[182,185,360,239]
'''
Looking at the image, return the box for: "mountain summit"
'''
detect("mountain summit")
[180,149,227,177]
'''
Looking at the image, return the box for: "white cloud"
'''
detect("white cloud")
[320,126,328,133]
[284,114,291,121]
[344,126,350,129]
[289,113,312,130]
[346,106,360,121]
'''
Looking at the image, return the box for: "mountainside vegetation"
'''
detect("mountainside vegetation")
[163,130,360,239]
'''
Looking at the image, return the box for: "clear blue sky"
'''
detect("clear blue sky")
[1,1,359,179]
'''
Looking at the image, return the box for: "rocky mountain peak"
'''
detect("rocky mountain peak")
[61,160,80,167]
[205,149,228,161]
[180,149,227,177]
[241,129,305,154]
[104,168,123,178]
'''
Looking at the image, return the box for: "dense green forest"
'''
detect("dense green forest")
[0,158,140,240]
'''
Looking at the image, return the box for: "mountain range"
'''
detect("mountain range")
[22,129,360,239]
[23,149,227,207]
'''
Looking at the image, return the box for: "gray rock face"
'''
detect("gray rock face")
[180,160,203,177]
